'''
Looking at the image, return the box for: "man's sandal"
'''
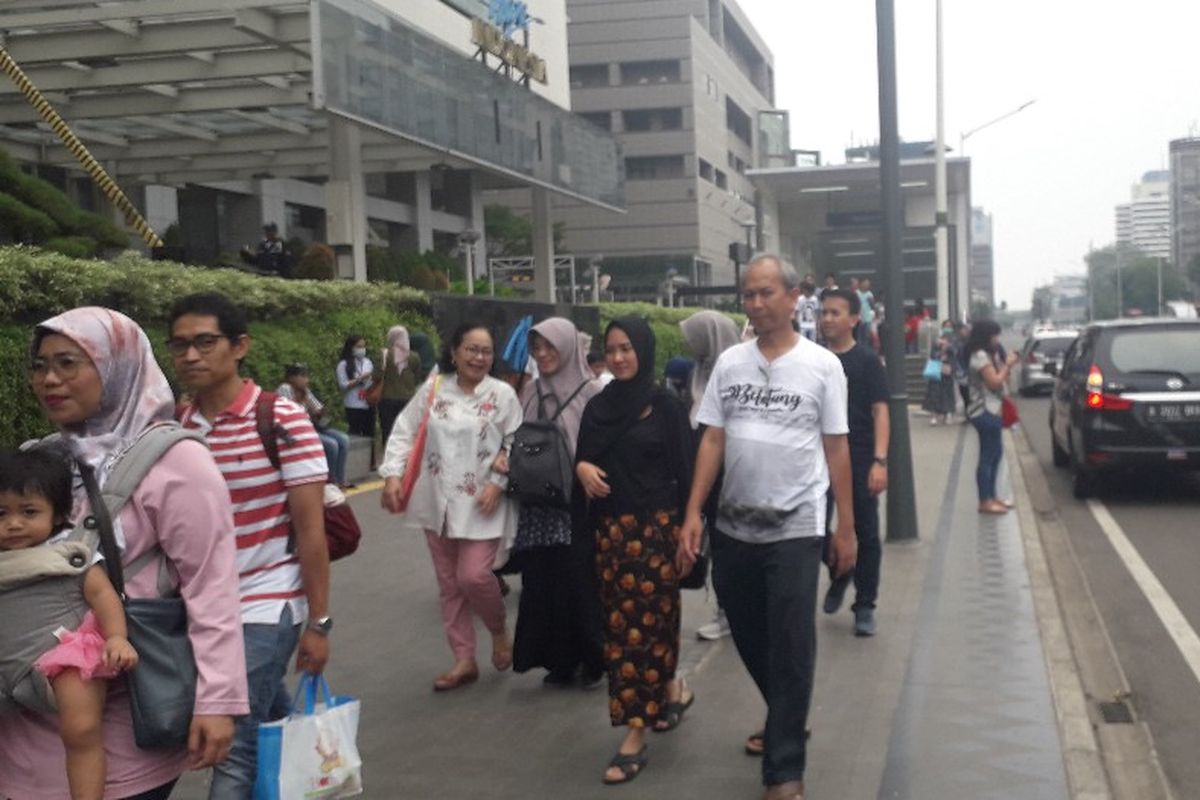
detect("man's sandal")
[745,727,811,755]
[602,746,648,785]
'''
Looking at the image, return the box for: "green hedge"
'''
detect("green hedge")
[0,246,437,447]
[599,302,745,376]
[0,246,743,446]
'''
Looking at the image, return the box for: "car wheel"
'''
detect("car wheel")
[1051,430,1069,468]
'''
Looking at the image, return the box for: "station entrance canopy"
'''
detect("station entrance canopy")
[0,0,624,211]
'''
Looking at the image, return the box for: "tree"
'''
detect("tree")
[1085,244,1189,319]
[484,204,567,257]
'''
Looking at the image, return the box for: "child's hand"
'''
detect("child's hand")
[103,636,139,672]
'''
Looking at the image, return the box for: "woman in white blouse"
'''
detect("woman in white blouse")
[380,323,523,691]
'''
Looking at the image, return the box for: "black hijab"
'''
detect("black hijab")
[577,316,660,463]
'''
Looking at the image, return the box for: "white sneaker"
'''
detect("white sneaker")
[696,609,732,641]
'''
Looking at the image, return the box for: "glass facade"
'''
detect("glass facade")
[314,0,624,210]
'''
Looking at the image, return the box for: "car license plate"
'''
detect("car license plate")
[1167,450,1187,461]
[1146,403,1200,422]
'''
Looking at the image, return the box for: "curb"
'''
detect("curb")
[1007,426,1175,800]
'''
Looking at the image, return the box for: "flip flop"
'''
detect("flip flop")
[653,689,695,732]
[745,727,811,755]
[602,745,647,785]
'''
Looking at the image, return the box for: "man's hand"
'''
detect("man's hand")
[296,629,330,675]
[675,511,704,575]
[188,714,235,769]
[576,461,611,499]
[827,521,858,579]
[476,482,504,516]
[868,463,888,496]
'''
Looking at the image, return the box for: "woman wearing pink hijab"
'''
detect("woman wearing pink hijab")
[511,317,606,689]
[377,325,424,443]
[0,307,247,800]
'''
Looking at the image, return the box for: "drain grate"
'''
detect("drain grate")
[1098,700,1135,724]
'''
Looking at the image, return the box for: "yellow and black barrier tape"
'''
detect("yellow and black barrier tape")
[0,46,163,249]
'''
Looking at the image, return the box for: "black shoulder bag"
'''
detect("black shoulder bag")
[507,380,590,508]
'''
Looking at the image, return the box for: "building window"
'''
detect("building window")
[622,108,684,132]
[726,97,752,147]
[580,111,612,130]
[699,158,714,182]
[570,64,609,89]
[626,155,686,180]
[620,59,681,85]
[714,169,728,189]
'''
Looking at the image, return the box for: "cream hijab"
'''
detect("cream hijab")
[680,310,741,428]
[518,317,600,456]
[386,325,411,376]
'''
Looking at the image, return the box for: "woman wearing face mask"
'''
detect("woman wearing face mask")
[575,316,696,785]
[922,320,959,425]
[336,335,375,462]
[511,318,604,689]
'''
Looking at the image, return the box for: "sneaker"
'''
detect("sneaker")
[696,609,732,641]
[823,576,850,615]
[853,607,877,637]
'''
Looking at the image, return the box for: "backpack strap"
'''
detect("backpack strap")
[255,390,291,472]
[548,380,591,424]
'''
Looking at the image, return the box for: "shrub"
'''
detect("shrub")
[43,236,98,259]
[295,243,336,280]
[0,192,58,242]
[0,148,129,250]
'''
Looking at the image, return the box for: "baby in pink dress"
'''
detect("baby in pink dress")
[0,448,138,800]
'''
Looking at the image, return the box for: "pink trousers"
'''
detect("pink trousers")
[424,532,506,661]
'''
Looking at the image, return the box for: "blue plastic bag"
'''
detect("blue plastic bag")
[502,315,534,374]
[923,358,944,382]
[254,674,362,799]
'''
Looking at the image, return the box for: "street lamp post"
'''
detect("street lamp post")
[457,230,481,296]
[934,0,950,322]
[959,99,1038,156]
[876,0,919,542]
[588,255,603,304]
[1116,246,1123,318]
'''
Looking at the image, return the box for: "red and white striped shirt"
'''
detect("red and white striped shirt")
[181,380,328,625]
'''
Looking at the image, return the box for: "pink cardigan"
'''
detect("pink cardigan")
[0,439,249,800]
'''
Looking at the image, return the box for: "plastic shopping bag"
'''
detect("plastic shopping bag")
[254,675,362,800]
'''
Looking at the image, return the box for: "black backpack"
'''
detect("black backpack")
[507,380,590,508]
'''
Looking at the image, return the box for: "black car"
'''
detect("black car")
[1048,318,1200,498]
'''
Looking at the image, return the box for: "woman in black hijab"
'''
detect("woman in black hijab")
[575,316,696,785]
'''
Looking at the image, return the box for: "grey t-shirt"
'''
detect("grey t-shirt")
[697,337,849,543]
[967,350,1004,417]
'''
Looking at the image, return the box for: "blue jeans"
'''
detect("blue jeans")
[209,607,301,800]
[318,428,349,485]
[971,411,1004,502]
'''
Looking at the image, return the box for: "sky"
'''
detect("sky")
[733,0,1200,309]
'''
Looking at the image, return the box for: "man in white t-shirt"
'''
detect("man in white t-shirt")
[678,254,857,800]
[793,281,820,342]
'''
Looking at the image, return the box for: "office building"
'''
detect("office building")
[0,0,622,294]
[1115,170,1170,259]
[552,0,791,299]
[1170,138,1200,276]
[971,208,995,309]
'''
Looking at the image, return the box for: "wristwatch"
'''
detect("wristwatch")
[873,456,889,467]
[306,616,333,636]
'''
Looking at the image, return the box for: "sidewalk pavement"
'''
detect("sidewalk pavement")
[175,413,1073,799]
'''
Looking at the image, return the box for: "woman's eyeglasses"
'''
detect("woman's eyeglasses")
[459,345,494,360]
[28,353,88,382]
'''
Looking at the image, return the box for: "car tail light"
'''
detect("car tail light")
[1084,365,1133,411]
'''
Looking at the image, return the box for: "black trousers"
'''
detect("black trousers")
[377,397,408,444]
[822,453,882,609]
[711,529,822,786]
[344,406,375,438]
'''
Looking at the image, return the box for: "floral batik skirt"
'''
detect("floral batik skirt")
[594,508,682,728]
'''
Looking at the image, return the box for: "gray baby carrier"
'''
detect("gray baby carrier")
[0,425,200,715]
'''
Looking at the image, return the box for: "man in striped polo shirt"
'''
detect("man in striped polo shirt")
[169,292,332,799]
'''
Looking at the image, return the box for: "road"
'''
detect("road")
[1013,389,1200,796]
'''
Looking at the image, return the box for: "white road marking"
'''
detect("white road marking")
[1087,499,1200,688]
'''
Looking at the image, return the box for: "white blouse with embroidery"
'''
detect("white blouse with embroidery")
[379,372,522,542]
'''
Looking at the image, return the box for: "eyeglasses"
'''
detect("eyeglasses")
[459,346,494,360]
[165,333,230,356]
[28,353,89,382]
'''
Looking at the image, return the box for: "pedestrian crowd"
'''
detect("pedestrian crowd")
[0,256,1013,800]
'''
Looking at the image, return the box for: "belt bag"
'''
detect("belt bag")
[80,424,203,750]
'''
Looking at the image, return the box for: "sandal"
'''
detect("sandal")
[602,745,647,785]
[653,688,695,732]
[432,667,479,692]
[745,727,811,755]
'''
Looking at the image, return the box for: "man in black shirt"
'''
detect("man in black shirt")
[819,288,890,636]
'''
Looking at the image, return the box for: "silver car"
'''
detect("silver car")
[1016,330,1078,395]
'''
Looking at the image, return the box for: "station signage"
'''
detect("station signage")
[470,0,548,84]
